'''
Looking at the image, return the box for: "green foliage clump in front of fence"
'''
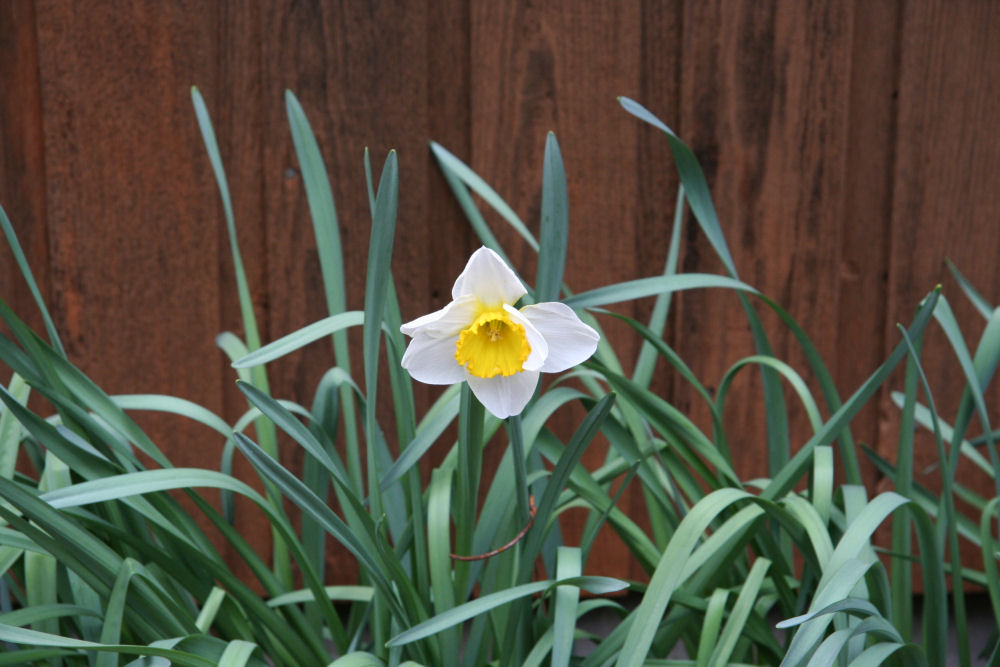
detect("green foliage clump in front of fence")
[0,90,996,666]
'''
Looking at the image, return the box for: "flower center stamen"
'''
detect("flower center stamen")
[455,309,531,378]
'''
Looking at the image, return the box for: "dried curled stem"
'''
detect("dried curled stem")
[450,495,537,562]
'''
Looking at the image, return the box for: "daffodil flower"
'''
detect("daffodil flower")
[399,247,599,419]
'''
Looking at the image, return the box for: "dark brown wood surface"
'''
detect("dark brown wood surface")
[2,1,999,583]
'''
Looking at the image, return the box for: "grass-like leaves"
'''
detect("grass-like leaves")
[0,93,995,667]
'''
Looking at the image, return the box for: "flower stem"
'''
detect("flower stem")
[455,385,484,593]
[506,414,531,527]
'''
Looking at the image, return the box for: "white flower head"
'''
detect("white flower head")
[400,247,600,418]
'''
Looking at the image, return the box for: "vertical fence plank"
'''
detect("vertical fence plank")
[206,4,268,432]
[839,0,899,472]
[883,2,1000,530]
[28,3,241,574]
[258,1,447,581]
[32,0,225,421]
[200,2,270,582]
[0,1,49,332]
[469,1,683,579]
[427,0,476,305]
[676,1,854,480]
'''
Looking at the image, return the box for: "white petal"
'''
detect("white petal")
[519,302,600,373]
[400,295,479,338]
[451,247,526,306]
[504,304,547,372]
[467,370,540,419]
[400,334,466,385]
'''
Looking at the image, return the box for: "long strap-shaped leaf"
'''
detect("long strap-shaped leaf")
[537,132,568,303]
[762,288,940,501]
[618,96,794,477]
[363,150,399,522]
[0,206,64,357]
[615,488,754,667]
[386,576,626,649]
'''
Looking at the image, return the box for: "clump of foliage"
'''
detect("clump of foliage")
[0,90,995,666]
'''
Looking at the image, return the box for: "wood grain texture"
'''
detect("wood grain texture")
[195,3,271,582]
[1,0,999,587]
[258,0,455,581]
[470,0,682,579]
[0,1,49,333]
[676,1,853,480]
[28,0,259,572]
[840,0,898,469]
[879,2,1000,540]
[32,0,223,406]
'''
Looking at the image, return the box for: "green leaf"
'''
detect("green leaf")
[980,498,1000,633]
[286,90,347,323]
[811,445,834,525]
[26,451,69,636]
[379,386,460,491]
[218,640,259,667]
[0,604,101,627]
[552,546,582,667]
[386,576,626,648]
[0,623,215,666]
[363,150,399,522]
[236,381,351,490]
[601,369,739,486]
[707,557,771,666]
[232,312,365,368]
[190,86,265,361]
[945,258,993,319]
[537,132,569,302]
[430,142,538,253]
[328,653,386,667]
[0,373,29,479]
[519,394,617,577]
[617,97,797,482]
[427,467,459,667]
[216,332,253,383]
[615,488,754,666]
[98,558,147,667]
[562,274,757,309]
[695,588,729,667]
[716,355,824,435]
[111,394,230,436]
[266,586,373,608]
[633,185,685,389]
[229,433,413,624]
[618,97,735,277]
[195,587,227,632]
[762,287,940,501]
[287,88,364,507]
[0,205,65,356]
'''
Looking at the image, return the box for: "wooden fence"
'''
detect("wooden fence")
[2,1,999,582]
